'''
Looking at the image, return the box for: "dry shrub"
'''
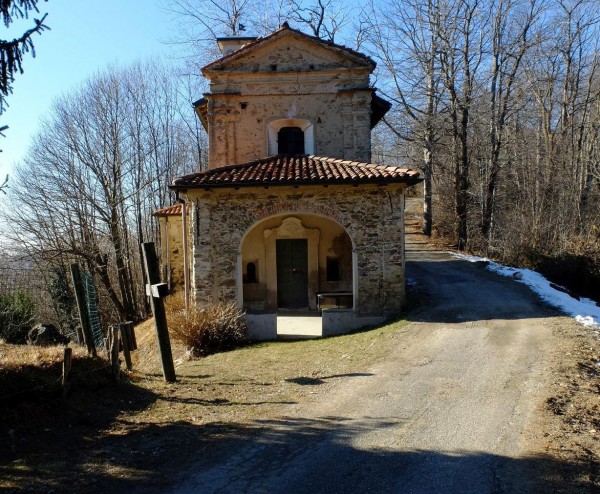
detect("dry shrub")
[534,235,600,303]
[165,295,248,357]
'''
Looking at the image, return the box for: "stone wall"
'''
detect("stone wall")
[204,35,373,168]
[185,183,406,317]
[206,90,372,167]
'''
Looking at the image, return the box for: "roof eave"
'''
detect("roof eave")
[170,177,422,190]
[193,98,208,132]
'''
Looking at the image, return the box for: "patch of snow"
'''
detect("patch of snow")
[450,252,600,331]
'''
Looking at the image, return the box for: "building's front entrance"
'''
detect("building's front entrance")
[276,239,308,309]
[241,213,353,315]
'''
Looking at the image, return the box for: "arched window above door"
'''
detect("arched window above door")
[267,118,314,156]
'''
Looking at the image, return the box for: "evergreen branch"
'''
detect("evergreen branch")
[0,12,48,109]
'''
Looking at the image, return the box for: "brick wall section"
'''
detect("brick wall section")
[185,183,406,316]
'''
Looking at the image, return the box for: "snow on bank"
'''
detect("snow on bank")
[450,252,600,331]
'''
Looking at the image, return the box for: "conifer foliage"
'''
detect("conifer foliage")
[0,0,48,112]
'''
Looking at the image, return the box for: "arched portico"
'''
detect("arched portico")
[239,213,355,316]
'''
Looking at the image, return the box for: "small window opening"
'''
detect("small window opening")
[278,126,305,155]
[245,262,258,283]
[270,64,278,71]
[240,102,248,109]
[326,257,341,282]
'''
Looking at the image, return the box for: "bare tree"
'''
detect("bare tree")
[163,0,293,71]
[480,0,542,243]
[289,0,351,42]
[364,0,445,237]
[4,62,198,323]
[432,0,489,250]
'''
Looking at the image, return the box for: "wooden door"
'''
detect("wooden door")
[276,239,308,309]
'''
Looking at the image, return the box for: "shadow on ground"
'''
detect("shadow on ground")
[2,407,597,493]
[405,259,561,324]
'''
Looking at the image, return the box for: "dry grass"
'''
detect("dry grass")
[0,316,413,492]
[0,343,88,372]
[0,343,93,404]
[130,316,411,427]
[2,313,598,492]
[0,343,107,406]
[165,296,247,357]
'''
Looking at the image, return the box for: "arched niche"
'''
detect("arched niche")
[239,214,355,313]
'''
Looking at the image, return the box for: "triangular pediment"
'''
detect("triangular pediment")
[203,26,375,75]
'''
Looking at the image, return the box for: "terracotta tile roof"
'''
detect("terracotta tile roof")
[171,155,421,189]
[154,204,186,216]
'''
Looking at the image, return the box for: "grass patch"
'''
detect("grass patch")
[1,317,410,492]
[134,318,411,426]
[0,343,98,406]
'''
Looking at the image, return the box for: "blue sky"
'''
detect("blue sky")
[0,1,178,178]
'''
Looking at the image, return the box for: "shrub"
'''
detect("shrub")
[166,296,248,357]
[48,267,78,338]
[535,253,600,303]
[0,291,36,344]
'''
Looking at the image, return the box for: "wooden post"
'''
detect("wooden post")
[141,242,176,383]
[126,321,137,350]
[62,347,72,398]
[70,264,97,357]
[119,323,133,371]
[104,335,111,361]
[109,326,120,382]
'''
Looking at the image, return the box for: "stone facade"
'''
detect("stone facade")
[170,25,421,338]
[201,29,375,168]
[186,183,407,316]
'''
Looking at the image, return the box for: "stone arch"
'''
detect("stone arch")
[238,212,356,312]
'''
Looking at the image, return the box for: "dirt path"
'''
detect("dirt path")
[171,225,578,492]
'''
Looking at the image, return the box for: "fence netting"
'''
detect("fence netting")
[81,270,104,349]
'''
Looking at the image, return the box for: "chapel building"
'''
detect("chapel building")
[169,24,421,339]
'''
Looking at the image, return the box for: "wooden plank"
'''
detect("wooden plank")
[110,326,120,382]
[145,283,169,298]
[119,324,133,371]
[62,347,72,398]
[126,321,137,350]
[141,242,176,383]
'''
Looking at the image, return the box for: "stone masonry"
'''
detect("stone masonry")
[200,27,375,168]
[186,183,407,316]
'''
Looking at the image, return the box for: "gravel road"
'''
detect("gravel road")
[173,227,562,493]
